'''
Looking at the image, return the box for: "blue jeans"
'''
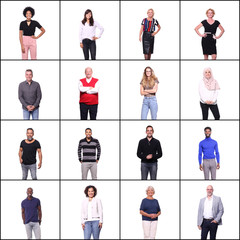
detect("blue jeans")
[84,220,101,239]
[141,96,158,120]
[23,108,39,120]
[21,163,37,180]
[141,162,158,180]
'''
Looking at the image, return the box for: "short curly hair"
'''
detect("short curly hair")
[84,185,97,197]
[23,7,35,17]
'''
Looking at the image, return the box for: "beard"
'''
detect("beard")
[205,134,211,138]
[27,137,33,141]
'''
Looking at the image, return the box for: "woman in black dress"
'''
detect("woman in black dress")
[195,8,224,60]
[139,9,161,60]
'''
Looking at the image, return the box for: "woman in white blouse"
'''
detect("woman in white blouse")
[81,185,103,239]
[199,67,220,120]
[79,9,104,60]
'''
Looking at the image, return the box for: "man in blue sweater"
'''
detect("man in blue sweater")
[198,127,220,180]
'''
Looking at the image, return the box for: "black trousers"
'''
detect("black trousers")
[200,102,220,120]
[201,219,218,240]
[82,39,96,60]
[80,103,98,120]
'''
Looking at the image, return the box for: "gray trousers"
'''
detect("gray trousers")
[25,222,41,239]
[203,159,217,180]
[81,162,97,180]
[21,163,37,180]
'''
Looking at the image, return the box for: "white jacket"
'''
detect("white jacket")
[81,197,103,224]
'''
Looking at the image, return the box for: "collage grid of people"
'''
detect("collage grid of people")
[0,0,239,239]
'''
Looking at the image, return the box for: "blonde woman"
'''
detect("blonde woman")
[139,9,161,60]
[140,186,161,239]
[194,8,224,60]
[140,67,159,120]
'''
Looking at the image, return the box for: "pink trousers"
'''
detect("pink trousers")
[22,36,37,60]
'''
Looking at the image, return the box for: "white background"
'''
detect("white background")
[181,181,239,239]
[1,181,59,239]
[61,181,119,239]
[121,61,179,120]
[61,121,119,180]
[121,1,179,59]
[181,1,239,59]
[181,61,239,120]
[181,121,239,180]
[121,121,179,180]
[61,61,119,119]
[1,121,59,180]
[61,1,119,59]
[121,181,179,239]
[1,61,59,119]
[1,1,59,59]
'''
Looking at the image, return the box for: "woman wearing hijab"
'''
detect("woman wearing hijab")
[199,67,220,120]
[140,66,159,120]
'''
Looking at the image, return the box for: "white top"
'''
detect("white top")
[199,80,218,104]
[78,77,100,94]
[81,197,103,224]
[79,21,104,43]
[203,196,213,219]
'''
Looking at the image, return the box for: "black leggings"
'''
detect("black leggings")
[200,102,220,120]
[82,39,96,60]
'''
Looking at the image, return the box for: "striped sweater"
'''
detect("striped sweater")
[78,137,101,162]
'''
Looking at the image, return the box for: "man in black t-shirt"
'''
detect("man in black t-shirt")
[137,125,163,180]
[19,128,42,180]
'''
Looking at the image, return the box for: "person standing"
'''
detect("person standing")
[140,186,161,239]
[78,128,101,180]
[21,187,42,239]
[199,67,220,120]
[18,69,42,120]
[137,125,162,180]
[79,67,100,120]
[139,8,161,60]
[140,66,159,120]
[197,185,224,239]
[194,8,224,60]
[81,185,103,239]
[19,128,42,180]
[198,127,220,180]
[19,7,45,60]
[79,9,104,60]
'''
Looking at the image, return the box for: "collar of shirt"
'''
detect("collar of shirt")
[85,137,93,143]
[86,77,92,83]
[25,80,33,85]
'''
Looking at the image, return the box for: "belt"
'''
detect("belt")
[204,218,214,221]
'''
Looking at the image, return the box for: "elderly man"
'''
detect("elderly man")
[197,185,224,239]
[78,67,100,120]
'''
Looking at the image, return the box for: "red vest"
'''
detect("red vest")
[79,78,99,105]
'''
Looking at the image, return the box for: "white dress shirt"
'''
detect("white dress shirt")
[78,77,100,94]
[203,196,213,219]
[199,80,218,104]
[79,21,104,43]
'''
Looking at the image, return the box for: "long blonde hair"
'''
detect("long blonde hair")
[141,67,158,88]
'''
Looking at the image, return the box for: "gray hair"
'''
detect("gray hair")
[146,186,155,194]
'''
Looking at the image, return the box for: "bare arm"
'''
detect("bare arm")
[140,210,161,218]
[19,30,25,53]
[194,23,206,37]
[33,27,45,39]
[140,85,149,96]
[152,24,161,36]
[38,205,42,225]
[144,83,158,94]
[139,25,143,42]
[22,208,25,224]
[37,148,42,169]
[215,24,225,39]
[19,147,23,164]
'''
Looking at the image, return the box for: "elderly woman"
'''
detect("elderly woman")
[194,8,224,60]
[79,9,104,60]
[199,67,220,120]
[140,66,159,120]
[81,185,103,239]
[140,186,161,239]
[19,7,45,60]
[139,9,161,60]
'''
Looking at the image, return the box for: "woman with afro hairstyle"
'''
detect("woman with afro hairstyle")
[19,7,45,60]
[79,9,104,60]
